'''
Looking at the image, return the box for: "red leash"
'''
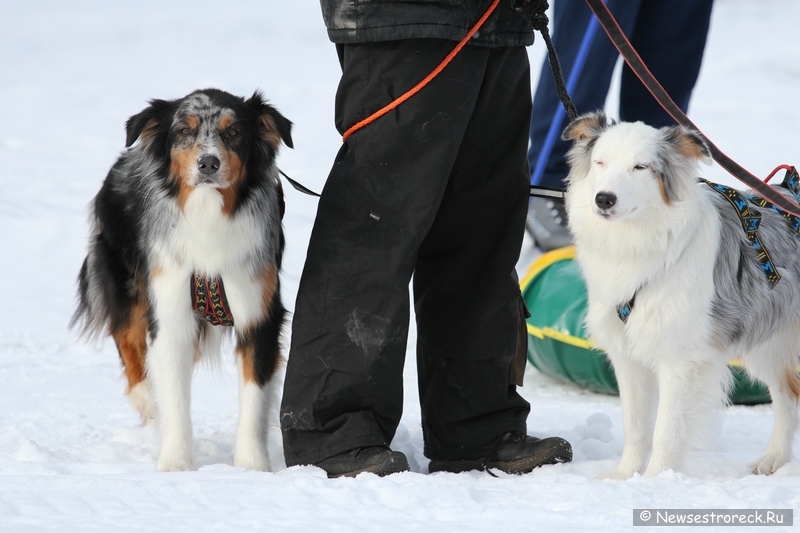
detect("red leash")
[764,164,796,184]
[583,0,800,218]
[341,0,502,143]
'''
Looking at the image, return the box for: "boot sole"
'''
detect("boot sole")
[327,453,410,479]
[429,439,572,475]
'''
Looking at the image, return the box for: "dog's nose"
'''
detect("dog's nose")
[197,155,220,175]
[595,192,617,210]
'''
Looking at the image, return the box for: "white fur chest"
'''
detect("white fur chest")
[157,188,262,274]
[575,204,721,367]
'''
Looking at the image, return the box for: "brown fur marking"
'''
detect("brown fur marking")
[657,174,671,205]
[237,343,258,384]
[675,131,707,160]
[260,265,279,316]
[259,114,283,151]
[150,262,164,280]
[237,343,282,386]
[219,114,235,131]
[185,115,199,132]
[170,145,200,209]
[562,113,607,142]
[139,118,160,145]
[218,147,244,215]
[236,265,281,385]
[112,300,149,392]
[785,368,800,400]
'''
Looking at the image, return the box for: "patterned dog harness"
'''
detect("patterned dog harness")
[700,178,781,290]
[616,167,800,324]
[191,273,235,326]
[616,295,635,323]
[746,167,800,238]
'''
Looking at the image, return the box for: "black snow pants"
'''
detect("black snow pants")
[281,39,532,466]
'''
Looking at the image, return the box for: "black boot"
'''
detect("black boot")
[315,446,410,478]
[428,432,572,475]
[526,196,572,252]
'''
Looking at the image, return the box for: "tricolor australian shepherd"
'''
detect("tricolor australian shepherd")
[71,89,292,472]
[564,111,800,478]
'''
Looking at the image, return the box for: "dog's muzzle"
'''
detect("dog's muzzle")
[594,191,617,218]
[197,154,221,184]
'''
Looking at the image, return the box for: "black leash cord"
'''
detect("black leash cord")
[280,169,320,197]
[512,0,578,122]
[512,0,574,199]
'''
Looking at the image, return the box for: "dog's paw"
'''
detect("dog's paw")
[138,408,157,427]
[598,455,643,480]
[234,452,269,471]
[157,456,195,472]
[641,453,678,477]
[127,380,157,426]
[751,453,789,475]
[597,461,641,480]
[157,447,195,472]
[234,439,269,471]
[643,466,671,477]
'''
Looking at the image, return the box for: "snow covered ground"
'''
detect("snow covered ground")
[1,1,799,531]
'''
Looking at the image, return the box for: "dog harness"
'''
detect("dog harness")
[191,273,235,326]
[616,295,635,323]
[616,168,800,324]
[700,178,781,290]
[746,167,800,238]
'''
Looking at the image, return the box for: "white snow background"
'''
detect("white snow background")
[1,1,800,531]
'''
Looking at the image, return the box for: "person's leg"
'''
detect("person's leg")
[415,45,533,461]
[619,0,714,126]
[281,39,494,468]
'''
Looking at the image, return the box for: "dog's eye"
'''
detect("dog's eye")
[226,127,239,138]
[179,127,192,136]
[594,160,605,168]
[634,164,649,171]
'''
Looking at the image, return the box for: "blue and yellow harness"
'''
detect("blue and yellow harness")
[616,167,800,323]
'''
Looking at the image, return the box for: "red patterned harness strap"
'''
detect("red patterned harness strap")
[191,273,235,327]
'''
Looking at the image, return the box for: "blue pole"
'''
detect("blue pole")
[531,7,602,186]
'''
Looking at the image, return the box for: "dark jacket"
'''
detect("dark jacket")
[320,0,534,48]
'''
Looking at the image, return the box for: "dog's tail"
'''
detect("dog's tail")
[70,252,109,342]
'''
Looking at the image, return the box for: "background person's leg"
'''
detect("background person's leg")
[619,0,714,126]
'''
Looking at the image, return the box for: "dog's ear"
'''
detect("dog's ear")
[662,126,712,164]
[125,99,172,148]
[562,111,609,143]
[246,91,294,151]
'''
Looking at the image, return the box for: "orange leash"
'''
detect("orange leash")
[341,0,502,143]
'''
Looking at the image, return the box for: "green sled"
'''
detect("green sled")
[520,247,771,405]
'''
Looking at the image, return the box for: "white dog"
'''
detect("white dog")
[564,111,800,478]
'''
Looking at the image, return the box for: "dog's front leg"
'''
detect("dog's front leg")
[644,362,695,477]
[600,356,654,479]
[230,277,285,472]
[233,355,271,471]
[147,269,197,472]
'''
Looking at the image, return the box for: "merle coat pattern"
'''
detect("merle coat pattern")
[72,89,292,472]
